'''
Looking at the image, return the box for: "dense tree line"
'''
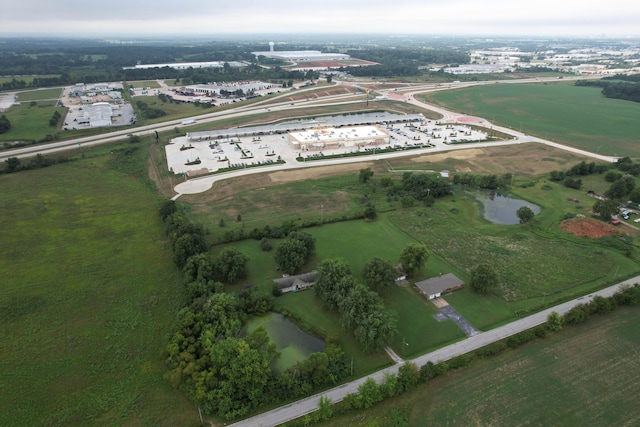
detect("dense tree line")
[344,47,470,67]
[576,77,640,103]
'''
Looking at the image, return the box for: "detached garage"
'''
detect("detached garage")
[416,273,464,300]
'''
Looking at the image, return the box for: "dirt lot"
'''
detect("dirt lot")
[560,217,621,238]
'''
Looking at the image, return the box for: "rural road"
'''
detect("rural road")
[228,276,639,427]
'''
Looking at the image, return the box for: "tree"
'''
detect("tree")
[363,203,377,220]
[359,167,374,183]
[399,243,429,277]
[173,233,208,268]
[315,395,333,422]
[592,198,619,221]
[214,247,249,283]
[274,232,315,275]
[337,282,383,330]
[470,263,498,294]
[159,199,177,221]
[516,206,535,224]
[274,238,307,275]
[357,378,382,409]
[183,253,215,284]
[287,231,315,256]
[0,115,10,134]
[605,178,630,199]
[353,307,398,352]
[326,74,333,83]
[546,311,564,331]
[362,257,397,290]
[396,362,420,392]
[314,259,352,310]
[4,157,21,173]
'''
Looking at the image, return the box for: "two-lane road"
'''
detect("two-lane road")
[229,277,638,427]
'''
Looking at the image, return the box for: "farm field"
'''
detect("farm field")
[421,82,640,157]
[319,304,640,426]
[0,145,198,426]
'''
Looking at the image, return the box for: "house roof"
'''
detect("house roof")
[415,273,464,296]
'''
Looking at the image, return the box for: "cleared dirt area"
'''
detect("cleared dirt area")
[560,217,620,238]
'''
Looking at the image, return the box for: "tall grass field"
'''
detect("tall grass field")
[0,145,198,426]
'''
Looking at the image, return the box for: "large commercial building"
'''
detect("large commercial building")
[252,42,350,62]
[288,126,390,151]
[123,61,246,70]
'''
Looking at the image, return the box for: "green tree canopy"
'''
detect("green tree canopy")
[516,206,535,224]
[274,238,307,275]
[592,198,620,221]
[359,167,374,183]
[214,247,249,284]
[362,257,397,290]
[314,259,353,310]
[399,243,429,277]
[470,263,498,294]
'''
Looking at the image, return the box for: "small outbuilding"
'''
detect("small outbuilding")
[415,273,464,300]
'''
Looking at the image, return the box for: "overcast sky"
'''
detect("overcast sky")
[2,0,639,37]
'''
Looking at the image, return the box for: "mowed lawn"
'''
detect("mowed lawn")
[0,148,199,426]
[321,304,640,426]
[422,83,640,157]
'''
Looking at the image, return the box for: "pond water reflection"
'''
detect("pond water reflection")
[472,191,541,225]
[245,312,325,373]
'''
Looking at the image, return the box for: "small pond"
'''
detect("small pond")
[244,312,325,373]
[471,190,541,225]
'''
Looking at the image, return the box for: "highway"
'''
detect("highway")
[228,277,638,427]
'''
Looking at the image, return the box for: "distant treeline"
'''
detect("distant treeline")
[340,48,470,77]
[575,74,640,103]
[0,40,471,87]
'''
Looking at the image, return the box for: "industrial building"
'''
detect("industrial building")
[123,61,246,70]
[252,42,350,62]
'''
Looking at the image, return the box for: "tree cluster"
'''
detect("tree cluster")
[314,259,398,352]
[452,173,513,190]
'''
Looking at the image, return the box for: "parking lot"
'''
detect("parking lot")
[165,118,489,176]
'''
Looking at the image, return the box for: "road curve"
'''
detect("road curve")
[228,277,639,427]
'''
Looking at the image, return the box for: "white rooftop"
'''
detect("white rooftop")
[290,126,385,143]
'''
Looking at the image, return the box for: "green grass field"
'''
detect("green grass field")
[0,145,199,426]
[16,87,64,101]
[320,304,640,426]
[0,101,67,142]
[421,83,640,156]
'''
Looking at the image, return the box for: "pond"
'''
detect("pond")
[471,190,541,225]
[244,312,325,373]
